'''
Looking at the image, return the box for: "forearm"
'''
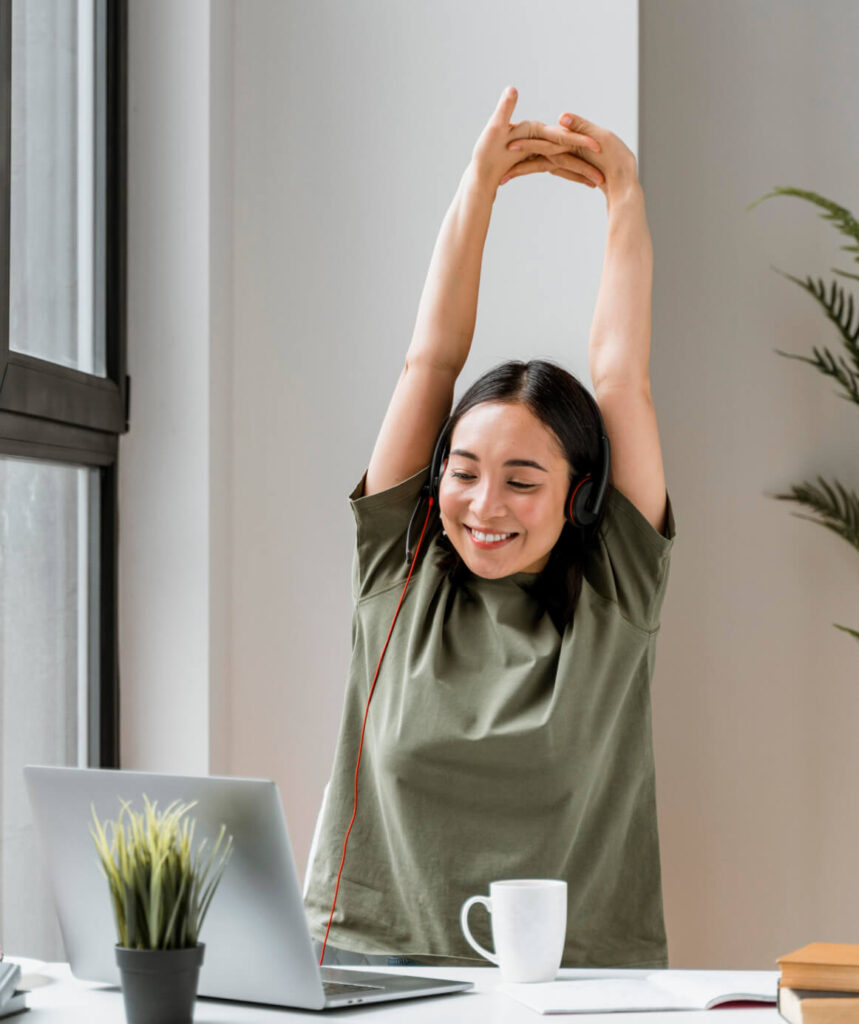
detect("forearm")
[406,163,497,375]
[588,184,654,389]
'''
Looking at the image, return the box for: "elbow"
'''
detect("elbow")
[591,365,653,398]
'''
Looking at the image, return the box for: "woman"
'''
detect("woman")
[304,86,675,969]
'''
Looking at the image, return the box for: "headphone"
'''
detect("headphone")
[406,405,611,562]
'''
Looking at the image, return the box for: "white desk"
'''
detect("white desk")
[9,959,781,1022]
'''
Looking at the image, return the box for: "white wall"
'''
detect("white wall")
[121,0,233,773]
[640,0,859,968]
[122,0,640,879]
[228,0,639,874]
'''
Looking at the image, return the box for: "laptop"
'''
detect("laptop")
[24,766,474,1010]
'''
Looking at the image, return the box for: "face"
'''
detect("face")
[438,401,572,578]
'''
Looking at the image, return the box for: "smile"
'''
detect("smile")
[465,526,518,549]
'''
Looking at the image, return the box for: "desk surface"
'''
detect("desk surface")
[10,960,782,1023]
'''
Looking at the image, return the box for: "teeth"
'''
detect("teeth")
[470,528,513,543]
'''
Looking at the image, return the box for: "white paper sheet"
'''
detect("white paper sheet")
[499,969,780,1014]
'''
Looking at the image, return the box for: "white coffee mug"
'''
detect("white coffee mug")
[459,879,567,983]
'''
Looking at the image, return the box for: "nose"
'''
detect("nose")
[469,477,507,521]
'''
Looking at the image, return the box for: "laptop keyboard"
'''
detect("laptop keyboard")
[323,980,386,997]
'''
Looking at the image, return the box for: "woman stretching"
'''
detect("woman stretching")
[304,86,675,969]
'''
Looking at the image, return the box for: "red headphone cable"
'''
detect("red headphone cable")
[318,495,435,966]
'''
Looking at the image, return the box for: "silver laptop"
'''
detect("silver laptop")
[24,766,473,1010]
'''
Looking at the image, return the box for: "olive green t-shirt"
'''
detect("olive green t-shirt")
[304,465,676,968]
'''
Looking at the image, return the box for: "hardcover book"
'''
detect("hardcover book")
[778,944,859,993]
[778,985,859,1024]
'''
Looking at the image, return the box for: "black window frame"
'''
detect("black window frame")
[0,0,128,767]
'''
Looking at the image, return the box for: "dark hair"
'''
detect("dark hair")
[434,359,607,632]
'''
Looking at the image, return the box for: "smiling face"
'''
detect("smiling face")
[437,401,572,578]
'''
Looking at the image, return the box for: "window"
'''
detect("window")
[0,0,126,958]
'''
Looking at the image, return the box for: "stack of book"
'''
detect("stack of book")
[778,943,859,1023]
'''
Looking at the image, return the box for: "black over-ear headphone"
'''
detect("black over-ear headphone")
[405,405,611,563]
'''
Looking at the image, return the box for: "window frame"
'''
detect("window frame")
[0,0,128,767]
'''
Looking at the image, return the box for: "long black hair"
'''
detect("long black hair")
[434,359,607,632]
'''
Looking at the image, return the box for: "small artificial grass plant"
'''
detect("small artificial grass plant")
[90,796,233,950]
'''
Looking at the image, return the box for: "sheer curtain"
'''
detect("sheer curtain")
[1,0,104,959]
[9,0,106,376]
[0,460,97,958]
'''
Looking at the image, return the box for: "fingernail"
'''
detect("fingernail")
[561,114,573,126]
[509,144,522,151]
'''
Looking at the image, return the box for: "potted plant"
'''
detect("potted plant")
[90,796,233,1024]
[748,186,859,642]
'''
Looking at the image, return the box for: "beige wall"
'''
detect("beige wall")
[641,0,859,968]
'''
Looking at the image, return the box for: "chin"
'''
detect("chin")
[466,561,512,580]
[450,546,523,580]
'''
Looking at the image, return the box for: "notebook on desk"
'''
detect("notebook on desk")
[500,970,779,1014]
[24,766,473,1011]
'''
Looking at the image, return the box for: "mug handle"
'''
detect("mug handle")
[459,895,499,965]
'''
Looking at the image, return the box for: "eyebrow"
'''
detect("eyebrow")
[449,449,548,472]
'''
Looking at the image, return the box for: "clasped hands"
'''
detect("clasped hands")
[471,85,639,198]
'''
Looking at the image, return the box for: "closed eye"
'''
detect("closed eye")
[450,471,536,490]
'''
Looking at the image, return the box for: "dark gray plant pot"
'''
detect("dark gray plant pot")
[115,943,205,1024]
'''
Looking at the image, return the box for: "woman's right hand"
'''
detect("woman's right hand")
[470,86,603,191]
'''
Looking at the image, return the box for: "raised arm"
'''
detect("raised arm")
[498,113,668,535]
[365,88,602,496]
[363,162,491,496]
[587,175,668,536]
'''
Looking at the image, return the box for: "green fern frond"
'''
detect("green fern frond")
[773,476,859,553]
[747,187,859,264]
[754,189,859,651]
[768,270,859,404]
[773,346,859,405]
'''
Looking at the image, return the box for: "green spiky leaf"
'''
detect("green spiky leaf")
[90,798,233,950]
[773,476,859,554]
[746,187,859,264]
[768,270,859,404]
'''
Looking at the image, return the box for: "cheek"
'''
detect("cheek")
[437,480,460,521]
[520,490,565,524]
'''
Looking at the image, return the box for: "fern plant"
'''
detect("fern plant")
[90,796,233,950]
[747,187,859,642]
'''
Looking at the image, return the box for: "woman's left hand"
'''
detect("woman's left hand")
[501,112,640,200]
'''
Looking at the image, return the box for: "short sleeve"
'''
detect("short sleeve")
[583,485,676,633]
[349,465,431,601]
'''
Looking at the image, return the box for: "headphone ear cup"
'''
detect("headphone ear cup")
[431,455,448,502]
[428,420,451,503]
[568,475,597,527]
